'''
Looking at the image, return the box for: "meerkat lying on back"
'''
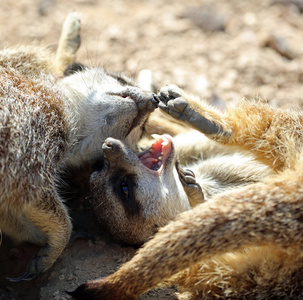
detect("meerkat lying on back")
[0,12,158,281]
[72,85,303,299]
[86,90,272,244]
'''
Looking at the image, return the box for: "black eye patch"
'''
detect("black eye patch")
[92,159,105,173]
[111,174,141,216]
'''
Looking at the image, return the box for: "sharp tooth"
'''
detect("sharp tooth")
[151,134,161,140]
[158,156,163,161]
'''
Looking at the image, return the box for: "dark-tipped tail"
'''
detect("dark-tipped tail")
[67,279,127,300]
[67,283,99,300]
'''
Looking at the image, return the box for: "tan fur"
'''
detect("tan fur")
[0,13,157,280]
[72,85,303,299]
[88,107,271,245]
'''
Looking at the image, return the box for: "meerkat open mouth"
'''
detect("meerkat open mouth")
[138,135,173,173]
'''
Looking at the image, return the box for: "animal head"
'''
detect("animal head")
[89,134,191,245]
[60,65,158,166]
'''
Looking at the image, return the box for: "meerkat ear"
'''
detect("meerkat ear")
[64,62,86,76]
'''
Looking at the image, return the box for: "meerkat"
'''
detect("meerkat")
[87,128,272,245]
[0,12,158,282]
[71,84,303,300]
[86,92,272,245]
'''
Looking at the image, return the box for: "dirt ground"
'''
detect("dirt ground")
[1,0,303,299]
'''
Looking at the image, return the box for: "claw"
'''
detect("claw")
[178,168,197,185]
[7,271,40,282]
[158,88,170,104]
[183,175,196,184]
[179,168,195,178]
[152,94,160,104]
[150,94,160,108]
[168,88,183,99]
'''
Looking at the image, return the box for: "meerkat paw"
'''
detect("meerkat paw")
[158,84,186,99]
[158,85,188,120]
[178,167,204,207]
[8,245,55,282]
[8,208,71,282]
[158,85,229,136]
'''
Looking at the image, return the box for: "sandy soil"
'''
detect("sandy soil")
[1,0,303,299]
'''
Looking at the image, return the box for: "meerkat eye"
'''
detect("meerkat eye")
[120,181,129,198]
[105,70,135,87]
[113,176,140,215]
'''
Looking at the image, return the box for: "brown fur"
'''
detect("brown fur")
[0,13,80,281]
[71,85,303,299]
[0,12,157,281]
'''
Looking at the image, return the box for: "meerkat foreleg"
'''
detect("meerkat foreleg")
[158,85,302,171]
[158,85,231,137]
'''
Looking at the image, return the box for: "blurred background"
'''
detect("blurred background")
[2,0,303,108]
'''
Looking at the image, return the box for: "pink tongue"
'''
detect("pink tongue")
[139,136,172,171]
[151,138,163,155]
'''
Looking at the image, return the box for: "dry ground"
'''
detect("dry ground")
[1,0,303,299]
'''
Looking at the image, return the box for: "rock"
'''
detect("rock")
[180,5,226,32]
[261,33,296,60]
[38,0,55,16]
[272,0,303,13]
